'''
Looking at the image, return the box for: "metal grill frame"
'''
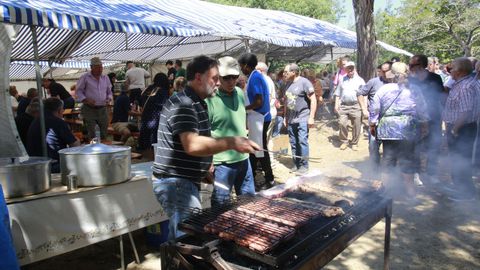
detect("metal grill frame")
[171,194,392,269]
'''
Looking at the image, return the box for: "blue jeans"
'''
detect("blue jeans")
[212,159,255,204]
[151,177,201,240]
[272,116,284,138]
[288,122,309,169]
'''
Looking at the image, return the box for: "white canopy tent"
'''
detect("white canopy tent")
[2,0,412,80]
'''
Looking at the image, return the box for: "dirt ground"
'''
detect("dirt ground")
[23,117,480,270]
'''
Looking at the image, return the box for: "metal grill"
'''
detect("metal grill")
[164,179,392,270]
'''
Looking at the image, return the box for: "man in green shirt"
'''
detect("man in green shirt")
[206,56,255,204]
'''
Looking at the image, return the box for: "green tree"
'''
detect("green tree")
[376,0,480,62]
[207,0,343,23]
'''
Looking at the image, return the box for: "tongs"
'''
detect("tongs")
[263,148,322,162]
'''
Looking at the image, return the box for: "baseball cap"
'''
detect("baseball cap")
[90,57,103,66]
[385,62,408,79]
[218,56,240,77]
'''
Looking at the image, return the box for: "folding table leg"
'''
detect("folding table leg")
[383,201,393,270]
[119,235,125,270]
[128,232,141,264]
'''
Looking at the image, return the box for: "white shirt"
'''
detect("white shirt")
[334,75,365,104]
[126,67,150,90]
[263,74,277,118]
[444,76,455,89]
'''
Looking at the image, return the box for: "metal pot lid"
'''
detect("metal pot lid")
[58,143,130,155]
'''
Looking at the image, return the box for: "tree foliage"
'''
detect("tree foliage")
[376,0,480,62]
[207,0,343,23]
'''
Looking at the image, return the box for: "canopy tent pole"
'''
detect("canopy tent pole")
[330,46,335,74]
[244,39,251,53]
[30,25,47,157]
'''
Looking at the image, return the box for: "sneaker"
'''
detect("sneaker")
[413,173,424,186]
[289,166,298,173]
[339,143,348,150]
[448,194,476,202]
[295,167,309,176]
[351,144,359,151]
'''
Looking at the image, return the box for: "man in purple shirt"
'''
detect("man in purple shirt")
[76,57,113,140]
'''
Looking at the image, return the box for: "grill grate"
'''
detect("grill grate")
[180,195,345,254]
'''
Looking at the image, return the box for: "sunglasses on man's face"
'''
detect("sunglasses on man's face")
[222,75,239,80]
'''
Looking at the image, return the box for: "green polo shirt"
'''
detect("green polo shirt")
[206,87,248,164]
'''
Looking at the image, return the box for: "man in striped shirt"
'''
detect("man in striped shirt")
[442,57,480,202]
[151,55,260,240]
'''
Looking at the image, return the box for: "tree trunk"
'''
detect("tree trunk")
[353,0,378,81]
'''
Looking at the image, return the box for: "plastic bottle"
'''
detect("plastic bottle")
[95,125,101,143]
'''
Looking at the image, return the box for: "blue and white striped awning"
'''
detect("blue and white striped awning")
[162,1,359,48]
[0,0,210,36]
[9,60,119,80]
[5,0,412,78]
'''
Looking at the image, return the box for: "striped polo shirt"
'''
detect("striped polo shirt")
[152,87,212,182]
[442,75,480,124]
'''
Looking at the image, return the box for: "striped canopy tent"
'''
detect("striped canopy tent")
[1,0,411,75]
[9,60,119,80]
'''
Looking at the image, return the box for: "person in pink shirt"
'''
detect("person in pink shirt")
[333,56,349,90]
[76,57,112,140]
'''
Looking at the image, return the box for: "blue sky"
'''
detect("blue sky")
[336,0,403,28]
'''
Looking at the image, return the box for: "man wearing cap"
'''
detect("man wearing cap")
[283,63,317,175]
[205,56,255,204]
[334,61,365,150]
[152,55,260,240]
[76,57,113,140]
[125,61,150,106]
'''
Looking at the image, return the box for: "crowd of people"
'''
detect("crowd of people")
[8,52,480,239]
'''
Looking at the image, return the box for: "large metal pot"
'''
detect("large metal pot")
[59,143,131,187]
[0,157,51,199]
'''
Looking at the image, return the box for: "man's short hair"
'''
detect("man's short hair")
[382,62,392,70]
[9,85,17,96]
[287,63,300,75]
[238,53,258,69]
[186,55,218,81]
[44,98,64,113]
[256,62,268,73]
[26,88,37,99]
[126,61,133,65]
[453,57,473,74]
[26,99,40,115]
[166,60,173,66]
[175,60,182,67]
[412,54,428,68]
[391,56,400,62]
